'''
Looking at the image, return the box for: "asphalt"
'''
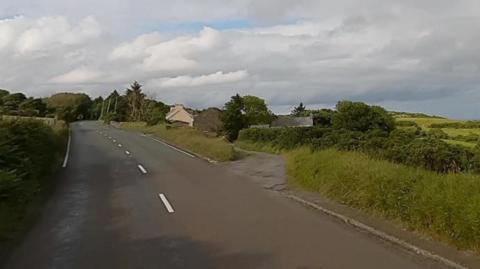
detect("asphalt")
[3,121,454,269]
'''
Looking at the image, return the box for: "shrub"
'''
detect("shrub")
[395,120,418,127]
[332,101,395,133]
[427,129,449,139]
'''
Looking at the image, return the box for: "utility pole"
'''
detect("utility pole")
[114,96,118,114]
[99,99,105,120]
[106,98,111,115]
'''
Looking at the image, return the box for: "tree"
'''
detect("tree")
[18,98,47,117]
[312,109,336,127]
[243,95,273,126]
[2,93,27,114]
[126,81,146,121]
[332,101,395,133]
[222,94,246,141]
[291,102,307,116]
[46,93,92,122]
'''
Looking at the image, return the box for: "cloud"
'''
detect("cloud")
[151,70,249,88]
[49,66,103,84]
[0,1,479,118]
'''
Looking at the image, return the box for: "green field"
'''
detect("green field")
[120,122,236,162]
[396,117,478,148]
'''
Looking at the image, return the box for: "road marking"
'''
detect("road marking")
[62,130,72,168]
[148,137,196,158]
[137,164,147,174]
[158,194,175,213]
[118,144,122,148]
[108,136,112,139]
[113,139,116,143]
[125,150,130,155]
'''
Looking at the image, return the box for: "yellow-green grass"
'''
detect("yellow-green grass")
[120,122,235,162]
[443,139,476,149]
[395,117,463,129]
[287,147,480,252]
[235,140,282,154]
[396,117,479,148]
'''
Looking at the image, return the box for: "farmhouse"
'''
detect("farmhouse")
[271,115,313,127]
[165,104,195,127]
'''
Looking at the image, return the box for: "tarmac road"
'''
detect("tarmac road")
[3,121,452,269]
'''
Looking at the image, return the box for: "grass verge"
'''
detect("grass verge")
[286,147,480,252]
[120,122,236,162]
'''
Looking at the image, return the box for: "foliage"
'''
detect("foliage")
[332,101,395,133]
[291,102,307,116]
[0,119,67,242]
[121,122,235,161]
[238,125,479,173]
[46,93,92,122]
[395,120,418,127]
[287,148,480,251]
[222,94,247,141]
[243,95,274,126]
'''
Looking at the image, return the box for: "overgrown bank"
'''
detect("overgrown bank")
[119,122,236,162]
[286,148,480,251]
[0,119,67,257]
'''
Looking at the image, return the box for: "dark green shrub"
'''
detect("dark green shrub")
[396,120,418,127]
[333,101,395,133]
[427,129,449,139]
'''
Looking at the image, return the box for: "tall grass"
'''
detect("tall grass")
[286,147,480,251]
[120,122,236,161]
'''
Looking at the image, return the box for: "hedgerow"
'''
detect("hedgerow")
[238,127,480,173]
[0,119,67,241]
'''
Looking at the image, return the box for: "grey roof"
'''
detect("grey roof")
[271,116,313,127]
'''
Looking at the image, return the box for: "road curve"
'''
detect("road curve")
[4,121,451,269]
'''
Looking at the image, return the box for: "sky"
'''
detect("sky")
[0,0,479,118]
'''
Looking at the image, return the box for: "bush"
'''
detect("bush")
[239,126,480,174]
[332,101,395,133]
[0,119,66,244]
[0,119,65,202]
[427,129,449,139]
[395,120,418,127]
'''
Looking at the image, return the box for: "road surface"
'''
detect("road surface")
[4,121,451,269]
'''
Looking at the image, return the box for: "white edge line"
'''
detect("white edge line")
[137,164,147,174]
[158,194,175,213]
[148,136,195,158]
[62,129,71,168]
[286,194,469,269]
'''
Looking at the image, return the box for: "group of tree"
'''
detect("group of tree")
[222,94,274,141]
[0,81,171,125]
[99,81,170,125]
[0,89,47,117]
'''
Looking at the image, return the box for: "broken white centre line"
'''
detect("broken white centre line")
[158,194,175,213]
[137,164,147,174]
[118,144,122,147]
[125,150,130,155]
[113,139,116,143]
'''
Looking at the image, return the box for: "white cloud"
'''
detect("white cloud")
[15,16,101,55]
[49,67,103,84]
[0,1,479,118]
[151,70,249,88]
